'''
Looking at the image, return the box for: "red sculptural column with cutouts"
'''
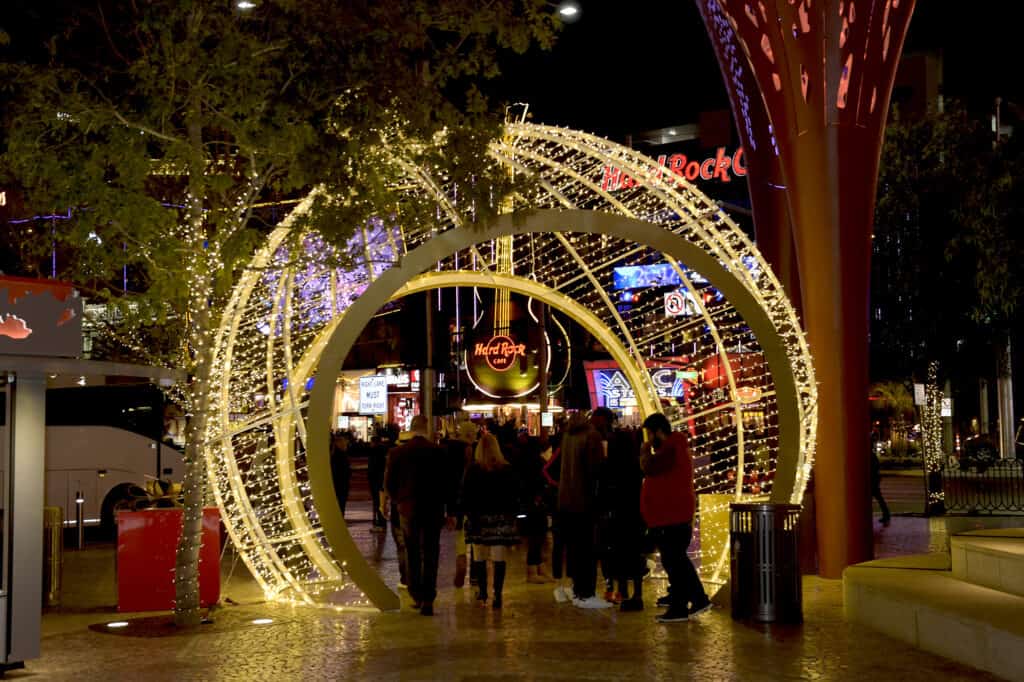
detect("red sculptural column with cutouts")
[697,0,916,577]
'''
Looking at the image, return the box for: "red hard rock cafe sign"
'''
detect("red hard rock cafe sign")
[473,335,527,373]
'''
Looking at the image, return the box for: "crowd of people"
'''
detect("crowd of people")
[333,408,711,623]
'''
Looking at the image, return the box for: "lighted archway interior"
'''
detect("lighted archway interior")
[205,123,816,609]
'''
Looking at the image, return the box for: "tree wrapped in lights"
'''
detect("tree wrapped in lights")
[1,0,556,625]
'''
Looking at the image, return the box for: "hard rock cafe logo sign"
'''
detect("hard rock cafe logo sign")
[601,147,747,191]
[473,335,527,372]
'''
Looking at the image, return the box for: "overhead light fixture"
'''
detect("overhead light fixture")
[237,0,257,9]
[668,129,678,136]
[106,621,129,629]
[557,2,581,21]
[252,618,274,625]
[461,402,565,413]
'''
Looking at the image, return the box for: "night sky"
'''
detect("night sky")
[2,1,1019,140]
[491,2,1023,141]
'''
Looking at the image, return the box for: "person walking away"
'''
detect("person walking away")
[444,421,477,587]
[600,422,646,612]
[330,431,352,519]
[589,407,618,601]
[383,415,454,616]
[368,435,388,532]
[557,412,612,609]
[542,423,567,593]
[461,433,520,608]
[510,428,554,584]
[640,413,711,623]
[384,429,411,589]
[870,428,891,526]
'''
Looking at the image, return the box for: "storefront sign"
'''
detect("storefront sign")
[736,386,762,404]
[0,276,83,357]
[601,147,747,192]
[384,370,409,388]
[473,335,527,372]
[374,367,422,393]
[593,367,690,408]
[358,375,388,415]
[596,369,637,408]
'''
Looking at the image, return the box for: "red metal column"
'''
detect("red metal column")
[697,0,916,577]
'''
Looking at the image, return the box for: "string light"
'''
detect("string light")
[201,122,817,606]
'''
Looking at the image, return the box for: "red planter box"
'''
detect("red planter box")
[116,508,221,612]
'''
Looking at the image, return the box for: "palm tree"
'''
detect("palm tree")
[870,381,916,449]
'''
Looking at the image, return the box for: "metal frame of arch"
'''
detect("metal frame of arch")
[305,209,805,610]
[262,267,661,611]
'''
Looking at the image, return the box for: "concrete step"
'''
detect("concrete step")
[951,528,1024,599]
[844,558,1024,682]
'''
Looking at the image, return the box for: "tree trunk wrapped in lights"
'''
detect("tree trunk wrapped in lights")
[921,361,946,516]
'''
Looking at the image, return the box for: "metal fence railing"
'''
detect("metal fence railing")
[941,460,1024,514]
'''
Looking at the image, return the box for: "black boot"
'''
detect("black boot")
[492,561,507,609]
[473,561,488,601]
[621,577,644,612]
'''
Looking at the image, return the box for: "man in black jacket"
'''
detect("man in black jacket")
[384,415,454,616]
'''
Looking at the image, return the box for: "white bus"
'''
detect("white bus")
[42,384,184,532]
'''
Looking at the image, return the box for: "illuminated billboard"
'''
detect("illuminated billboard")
[585,363,693,410]
[612,264,682,290]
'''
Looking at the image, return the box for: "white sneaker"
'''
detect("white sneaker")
[553,585,571,603]
[572,596,613,609]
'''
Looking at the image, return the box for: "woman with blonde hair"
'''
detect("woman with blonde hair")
[460,432,520,608]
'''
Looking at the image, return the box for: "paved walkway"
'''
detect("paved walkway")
[13,490,1002,682]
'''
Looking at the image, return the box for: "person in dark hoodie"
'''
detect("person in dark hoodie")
[597,414,646,612]
[383,415,454,617]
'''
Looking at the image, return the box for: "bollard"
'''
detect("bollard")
[75,491,85,550]
[43,506,63,606]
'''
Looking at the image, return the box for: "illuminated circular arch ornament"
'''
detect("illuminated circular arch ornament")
[205,123,817,610]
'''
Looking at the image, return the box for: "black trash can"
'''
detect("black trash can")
[730,502,802,623]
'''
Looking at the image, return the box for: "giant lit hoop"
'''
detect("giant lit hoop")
[204,123,816,609]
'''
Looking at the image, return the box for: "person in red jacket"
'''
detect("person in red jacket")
[640,413,712,623]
